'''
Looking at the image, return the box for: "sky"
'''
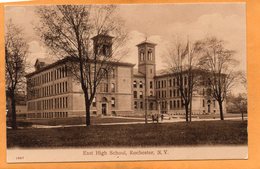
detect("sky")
[4,3,246,74]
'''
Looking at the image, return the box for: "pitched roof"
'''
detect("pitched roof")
[136,39,157,47]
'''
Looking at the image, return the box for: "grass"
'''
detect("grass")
[13,116,148,127]
[7,120,247,148]
[197,113,247,119]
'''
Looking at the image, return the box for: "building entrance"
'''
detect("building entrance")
[102,103,107,115]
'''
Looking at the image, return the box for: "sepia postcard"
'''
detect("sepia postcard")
[4,2,247,163]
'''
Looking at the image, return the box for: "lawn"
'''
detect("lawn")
[197,113,247,119]
[12,116,147,127]
[7,120,247,148]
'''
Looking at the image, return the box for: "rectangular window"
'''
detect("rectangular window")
[150,81,153,89]
[65,81,68,92]
[134,91,137,98]
[139,91,143,98]
[65,97,68,108]
[63,97,65,108]
[65,65,68,77]
[63,82,65,93]
[140,101,143,109]
[134,101,137,109]
[111,97,115,107]
[60,82,62,93]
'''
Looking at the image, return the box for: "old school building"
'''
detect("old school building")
[25,35,225,119]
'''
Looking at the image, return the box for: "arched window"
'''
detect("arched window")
[150,91,153,96]
[111,69,115,78]
[139,91,143,98]
[148,50,152,60]
[139,81,143,88]
[111,83,115,92]
[140,51,144,61]
[101,83,108,92]
[101,68,108,79]
[133,81,137,88]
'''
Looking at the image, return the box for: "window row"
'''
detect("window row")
[133,81,153,89]
[29,81,68,99]
[27,112,68,119]
[27,96,69,111]
[134,101,154,110]
[157,88,184,98]
[133,90,154,98]
[133,80,143,88]
[99,83,116,93]
[133,91,143,99]
[156,76,188,89]
[169,100,185,109]
[30,65,68,86]
[95,68,116,78]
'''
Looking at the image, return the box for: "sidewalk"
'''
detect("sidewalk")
[27,116,247,129]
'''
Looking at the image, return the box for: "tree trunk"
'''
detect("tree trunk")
[84,95,91,126]
[189,101,192,122]
[189,94,192,122]
[219,101,224,120]
[185,104,189,122]
[145,98,148,124]
[10,91,17,130]
[241,110,244,121]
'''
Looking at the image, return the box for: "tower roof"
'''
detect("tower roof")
[136,39,157,47]
[91,34,114,41]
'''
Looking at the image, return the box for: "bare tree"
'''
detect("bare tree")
[198,37,238,120]
[35,5,127,126]
[240,71,247,90]
[227,93,247,120]
[165,38,201,122]
[5,20,28,129]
